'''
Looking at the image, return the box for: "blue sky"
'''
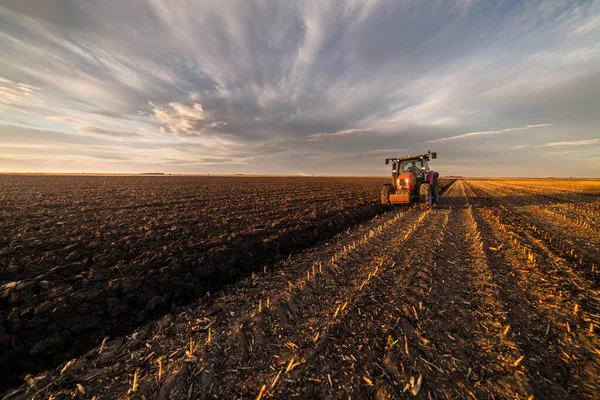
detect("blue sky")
[0,0,599,176]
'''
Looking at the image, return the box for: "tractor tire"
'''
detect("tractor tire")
[419,183,433,209]
[381,185,394,205]
[433,179,440,204]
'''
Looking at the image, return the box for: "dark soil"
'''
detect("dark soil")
[3,177,598,399]
[0,175,405,391]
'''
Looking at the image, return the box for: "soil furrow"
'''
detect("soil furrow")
[473,180,600,249]
[4,205,422,399]
[274,201,451,398]
[185,209,431,399]
[464,181,600,399]
[257,183,463,398]
[466,181,600,287]
[410,181,531,399]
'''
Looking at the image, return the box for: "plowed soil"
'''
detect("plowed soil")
[2,177,599,399]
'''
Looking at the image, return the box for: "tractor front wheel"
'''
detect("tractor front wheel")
[419,183,433,209]
[381,185,394,205]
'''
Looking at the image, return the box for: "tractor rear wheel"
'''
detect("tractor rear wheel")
[419,183,433,208]
[433,179,440,204]
[381,185,393,205]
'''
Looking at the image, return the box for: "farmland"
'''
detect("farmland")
[0,175,396,388]
[1,176,599,399]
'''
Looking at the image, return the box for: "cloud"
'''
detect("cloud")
[541,138,600,148]
[307,128,374,142]
[0,76,41,104]
[514,138,600,149]
[75,125,139,137]
[1,1,599,176]
[0,124,287,172]
[149,101,225,136]
[356,148,408,156]
[428,124,554,143]
[46,116,75,123]
[1,124,119,146]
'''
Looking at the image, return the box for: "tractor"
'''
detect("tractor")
[381,150,440,207]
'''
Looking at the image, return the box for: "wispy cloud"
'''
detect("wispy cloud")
[307,128,374,142]
[428,124,554,143]
[0,76,41,104]
[511,144,529,150]
[514,138,600,149]
[541,138,600,147]
[75,125,139,137]
[356,148,407,156]
[46,116,75,123]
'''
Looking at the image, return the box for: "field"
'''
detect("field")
[1,176,599,399]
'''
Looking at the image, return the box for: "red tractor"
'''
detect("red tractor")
[381,150,440,207]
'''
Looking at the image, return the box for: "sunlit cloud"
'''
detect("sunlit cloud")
[541,138,600,147]
[149,101,225,136]
[0,76,41,104]
[514,138,600,149]
[45,116,75,123]
[428,124,554,143]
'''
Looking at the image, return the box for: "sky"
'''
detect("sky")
[0,0,599,177]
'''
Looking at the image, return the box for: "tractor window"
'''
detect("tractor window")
[401,162,413,171]
[421,159,429,170]
[401,160,421,172]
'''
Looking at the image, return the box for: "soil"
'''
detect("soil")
[0,175,401,390]
[1,177,599,399]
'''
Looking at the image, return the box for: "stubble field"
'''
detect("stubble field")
[1,176,599,399]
